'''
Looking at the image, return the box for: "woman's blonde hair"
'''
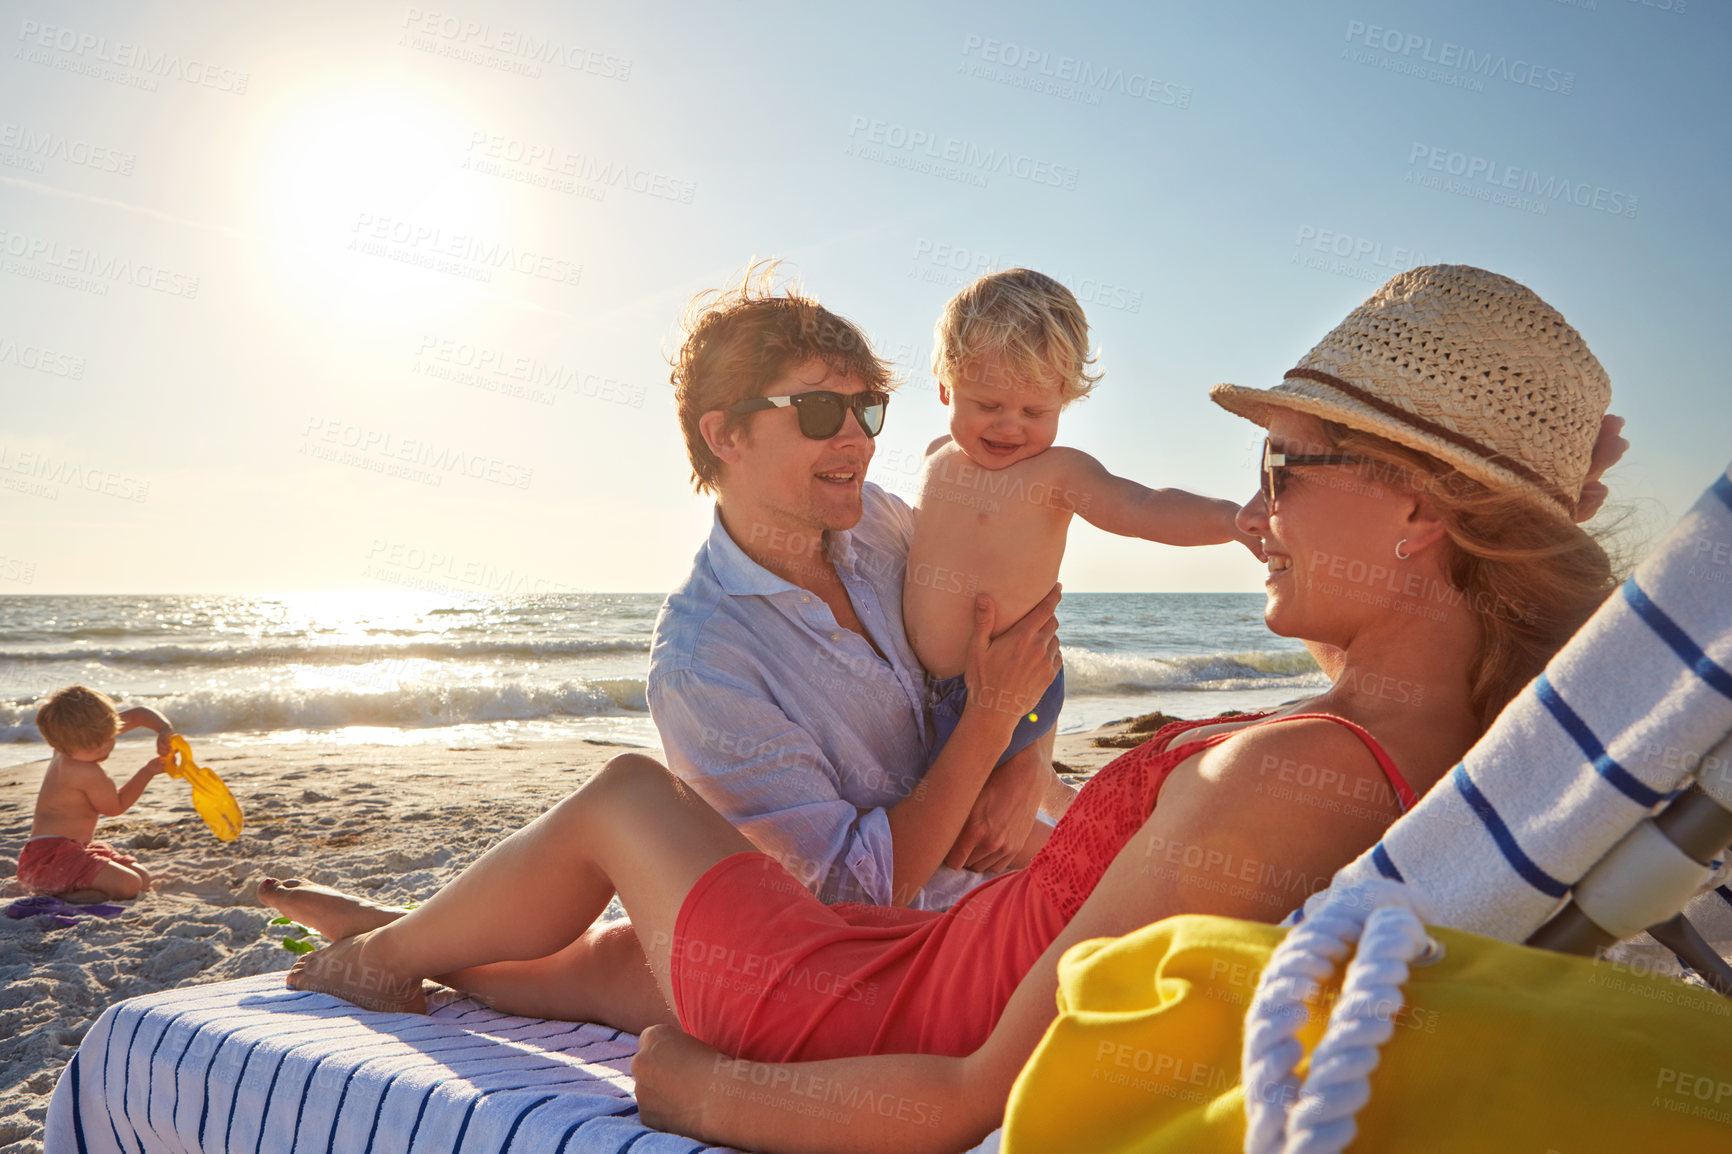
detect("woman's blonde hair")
[1320,420,1620,728]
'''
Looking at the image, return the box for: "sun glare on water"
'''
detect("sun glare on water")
[264,590,468,643]
[264,590,479,706]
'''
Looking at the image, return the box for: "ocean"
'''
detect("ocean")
[0,593,1325,768]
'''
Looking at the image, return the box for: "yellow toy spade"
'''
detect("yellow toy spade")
[165,735,244,842]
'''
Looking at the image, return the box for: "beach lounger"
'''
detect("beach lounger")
[46,466,1732,1154]
[44,972,738,1154]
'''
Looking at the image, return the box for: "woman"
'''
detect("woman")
[265,265,1623,1152]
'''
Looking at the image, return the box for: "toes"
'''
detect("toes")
[285,937,427,1015]
[286,951,316,988]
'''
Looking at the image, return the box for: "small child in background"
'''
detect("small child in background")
[19,686,176,901]
[907,268,1260,764]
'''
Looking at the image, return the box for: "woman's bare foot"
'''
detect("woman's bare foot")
[286,929,428,1014]
[258,878,407,941]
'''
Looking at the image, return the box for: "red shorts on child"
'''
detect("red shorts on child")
[16,836,140,894]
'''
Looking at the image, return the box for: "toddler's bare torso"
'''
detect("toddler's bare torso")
[32,755,103,844]
[904,441,1079,678]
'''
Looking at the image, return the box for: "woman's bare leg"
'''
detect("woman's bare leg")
[444,920,676,1031]
[260,879,405,939]
[262,879,675,1030]
[285,753,756,1015]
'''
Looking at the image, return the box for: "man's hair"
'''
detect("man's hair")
[933,268,1102,404]
[671,260,895,495]
[35,685,121,753]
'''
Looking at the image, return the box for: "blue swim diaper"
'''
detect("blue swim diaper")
[927,666,1065,768]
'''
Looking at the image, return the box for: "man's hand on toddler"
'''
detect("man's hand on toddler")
[963,587,1063,728]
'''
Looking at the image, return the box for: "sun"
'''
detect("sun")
[249,79,502,325]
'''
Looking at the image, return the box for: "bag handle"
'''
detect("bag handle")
[1243,882,1440,1154]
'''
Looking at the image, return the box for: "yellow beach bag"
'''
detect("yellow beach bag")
[1002,913,1732,1153]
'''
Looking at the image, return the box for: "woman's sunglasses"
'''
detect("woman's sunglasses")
[1261,439,1363,510]
[729,390,889,439]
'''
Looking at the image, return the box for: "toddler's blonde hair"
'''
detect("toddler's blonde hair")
[36,685,121,753]
[933,268,1101,404]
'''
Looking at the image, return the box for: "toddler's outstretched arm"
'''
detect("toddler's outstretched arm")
[81,756,168,817]
[118,705,176,756]
[1052,448,1260,553]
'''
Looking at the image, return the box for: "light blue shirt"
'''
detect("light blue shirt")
[647,482,986,910]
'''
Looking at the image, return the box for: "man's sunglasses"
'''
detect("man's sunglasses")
[1261,439,1363,510]
[729,390,889,439]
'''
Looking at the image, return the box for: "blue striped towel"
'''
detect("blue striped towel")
[1294,464,1732,943]
[45,973,740,1154]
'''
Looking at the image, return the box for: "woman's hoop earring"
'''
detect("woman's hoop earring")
[1395,538,1413,561]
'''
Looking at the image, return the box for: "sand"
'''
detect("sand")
[0,725,1128,1153]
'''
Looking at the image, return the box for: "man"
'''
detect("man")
[295,269,1066,1034]
[649,265,1070,909]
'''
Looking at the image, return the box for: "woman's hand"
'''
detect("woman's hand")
[634,1024,722,1142]
[637,1024,990,1154]
[1576,414,1628,522]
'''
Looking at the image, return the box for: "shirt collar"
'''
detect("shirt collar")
[704,504,859,597]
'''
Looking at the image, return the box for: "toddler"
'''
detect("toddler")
[19,686,175,900]
[906,269,1258,763]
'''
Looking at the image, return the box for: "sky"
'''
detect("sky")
[0,0,1727,595]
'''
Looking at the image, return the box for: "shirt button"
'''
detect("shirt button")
[801,596,811,603]
[830,632,840,642]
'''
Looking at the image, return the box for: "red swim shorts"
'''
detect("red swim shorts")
[669,852,924,1064]
[16,837,141,894]
[668,851,1057,1064]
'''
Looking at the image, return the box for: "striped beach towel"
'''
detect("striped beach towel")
[44,973,739,1154]
[1295,464,1732,943]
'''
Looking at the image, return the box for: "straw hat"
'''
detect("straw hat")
[1211,265,1610,525]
